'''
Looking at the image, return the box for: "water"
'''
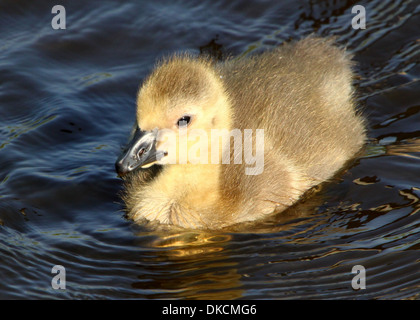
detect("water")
[0,0,419,299]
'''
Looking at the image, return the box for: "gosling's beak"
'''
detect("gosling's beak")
[115,128,159,176]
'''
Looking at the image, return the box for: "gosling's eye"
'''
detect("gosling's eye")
[176,115,191,128]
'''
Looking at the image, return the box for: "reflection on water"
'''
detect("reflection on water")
[133,231,243,299]
[366,137,420,161]
[0,0,419,299]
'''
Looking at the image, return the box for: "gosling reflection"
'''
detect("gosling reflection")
[131,228,243,299]
[130,191,326,299]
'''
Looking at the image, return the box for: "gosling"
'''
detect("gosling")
[115,37,366,229]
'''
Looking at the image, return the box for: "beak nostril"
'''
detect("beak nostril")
[116,129,158,174]
[138,148,146,158]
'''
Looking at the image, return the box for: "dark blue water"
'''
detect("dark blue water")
[0,0,419,299]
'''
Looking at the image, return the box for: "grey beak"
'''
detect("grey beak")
[115,128,159,176]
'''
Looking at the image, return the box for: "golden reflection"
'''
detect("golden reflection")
[133,227,243,299]
[150,231,232,257]
[384,138,420,159]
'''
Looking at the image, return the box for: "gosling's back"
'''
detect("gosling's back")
[220,37,365,181]
[216,37,366,221]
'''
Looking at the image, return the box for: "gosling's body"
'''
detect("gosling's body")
[118,37,366,229]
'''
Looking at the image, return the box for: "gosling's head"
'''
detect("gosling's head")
[116,55,231,175]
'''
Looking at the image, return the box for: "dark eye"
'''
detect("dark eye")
[176,115,191,127]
